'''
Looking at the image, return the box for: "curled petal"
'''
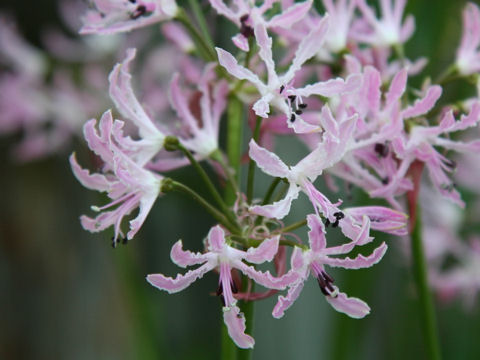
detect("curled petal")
[146,262,215,294]
[223,305,255,349]
[402,85,442,119]
[248,140,289,178]
[244,236,280,264]
[70,153,111,192]
[272,281,305,319]
[250,184,300,219]
[325,242,388,269]
[170,240,210,267]
[325,288,370,318]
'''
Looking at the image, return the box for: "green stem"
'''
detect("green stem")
[224,96,244,205]
[166,180,239,233]
[246,117,262,203]
[277,219,307,234]
[434,64,458,85]
[176,143,236,224]
[262,177,282,205]
[410,209,442,360]
[175,9,216,62]
[187,0,214,48]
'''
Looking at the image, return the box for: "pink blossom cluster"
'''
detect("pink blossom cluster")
[5,0,480,350]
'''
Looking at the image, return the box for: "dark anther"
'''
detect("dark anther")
[374,142,389,158]
[298,103,307,109]
[129,0,136,3]
[122,237,128,245]
[111,237,117,248]
[325,218,331,227]
[239,14,254,38]
[130,5,148,19]
[445,159,457,170]
[280,85,285,94]
[381,176,389,185]
[290,113,296,122]
[295,110,303,115]
[332,219,339,228]
[288,95,296,102]
[219,295,226,306]
[333,211,345,220]
[317,271,335,296]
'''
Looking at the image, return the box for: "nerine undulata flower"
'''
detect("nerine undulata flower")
[169,64,228,158]
[273,214,387,318]
[354,0,415,47]
[70,110,163,244]
[147,225,294,348]
[216,17,361,133]
[456,2,480,76]
[80,0,178,35]
[209,0,312,51]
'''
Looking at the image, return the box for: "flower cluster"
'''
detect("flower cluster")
[4,0,480,351]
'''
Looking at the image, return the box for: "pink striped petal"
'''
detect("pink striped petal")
[208,225,226,252]
[170,240,210,267]
[250,184,300,219]
[244,236,280,263]
[325,242,387,269]
[272,281,305,319]
[267,1,312,29]
[146,262,215,294]
[216,47,264,89]
[223,305,255,349]
[307,214,326,252]
[402,85,442,119]
[325,289,370,318]
[248,139,289,177]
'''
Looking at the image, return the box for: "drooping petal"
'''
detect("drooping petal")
[325,288,370,318]
[272,281,305,319]
[146,262,215,294]
[69,153,111,192]
[306,214,327,252]
[223,305,255,349]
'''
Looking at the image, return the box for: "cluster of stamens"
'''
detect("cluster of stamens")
[281,91,307,123]
[316,270,337,297]
[325,211,345,228]
[111,236,128,248]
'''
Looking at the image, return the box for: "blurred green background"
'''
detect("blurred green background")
[1,0,480,359]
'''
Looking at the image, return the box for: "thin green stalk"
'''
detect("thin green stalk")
[246,117,262,203]
[187,0,214,48]
[165,179,238,233]
[176,143,235,224]
[224,96,244,205]
[277,219,307,234]
[262,178,282,205]
[175,9,216,62]
[411,209,442,360]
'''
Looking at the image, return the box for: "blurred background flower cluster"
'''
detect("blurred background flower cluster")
[1,0,480,359]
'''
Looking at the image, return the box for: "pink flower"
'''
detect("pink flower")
[80,0,178,35]
[354,0,415,47]
[273,214,387,318]
[147,225,292,348]
[70,110,163,244]
[209,0,312,51]
[456,2,480,76]
[216,18,360,132]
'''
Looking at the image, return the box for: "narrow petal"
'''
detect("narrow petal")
[402,85,442,119]
[216,47,265,90]
[325,288,370,318]
[69,153,111,192]
[248,139,290,177]
[223,305,255,349]
[267,1,312,29]
[146,262,215,294]
[325,242,388,269]
[307,214,326,252]
[296,74,361,97]
[254,23,277,86]
[208,225,226,252]
[170,239,210,267]
[272,281,305,319]
[244,236,280,264]
[234,261,289,290]
[250,184,300,219]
